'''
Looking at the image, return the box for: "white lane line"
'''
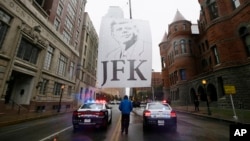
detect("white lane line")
[39,126,72,141]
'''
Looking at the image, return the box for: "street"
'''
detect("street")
[0,105,230,141]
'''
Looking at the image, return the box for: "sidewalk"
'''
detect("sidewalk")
[0,110,71,127]
[133,105,250,124]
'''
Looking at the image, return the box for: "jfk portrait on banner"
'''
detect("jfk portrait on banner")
[97,7,152,88]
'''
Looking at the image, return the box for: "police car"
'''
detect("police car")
[72,100,112,131]
[143,102,177,132]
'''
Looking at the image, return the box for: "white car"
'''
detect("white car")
[72,100,112,131]
[143,102,177,132]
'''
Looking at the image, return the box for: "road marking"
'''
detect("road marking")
[39,126,72,141]
[109,115,121,141]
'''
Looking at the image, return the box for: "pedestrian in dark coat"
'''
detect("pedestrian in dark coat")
[194,99,199,111]
[119,95,133,134]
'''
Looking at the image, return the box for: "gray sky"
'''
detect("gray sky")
[85,0,200,71]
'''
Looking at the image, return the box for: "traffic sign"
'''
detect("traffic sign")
[224,85,236,94]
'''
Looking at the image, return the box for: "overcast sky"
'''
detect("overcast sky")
[85,0,200,72]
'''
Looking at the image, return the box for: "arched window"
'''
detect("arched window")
[174,41,178,55]
[239,26,250,57]
[183,24,186,30]
[174,25,178,32]
[180,39,187,53]
[161,57,166,68]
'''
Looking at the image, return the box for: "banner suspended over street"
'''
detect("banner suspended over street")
[97,8,152,88]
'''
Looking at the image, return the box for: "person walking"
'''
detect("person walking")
[119,95,133,134]
[194,98,199,111]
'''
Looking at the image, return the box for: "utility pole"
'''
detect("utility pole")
[129,0,132,19]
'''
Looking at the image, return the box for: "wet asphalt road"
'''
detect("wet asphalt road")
[0,105,230,141]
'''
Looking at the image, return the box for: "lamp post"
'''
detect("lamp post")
[57,85,65,113]
[202,79,211,115]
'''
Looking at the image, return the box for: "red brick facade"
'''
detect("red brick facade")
[159,0,250,109]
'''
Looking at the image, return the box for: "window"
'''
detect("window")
[34,0,45,7]
[65,17,73,32]
[74,42,78,50]
[44,46,54,70]
[232,0,240,9]
[202,43,205,52]
[174,25,178,32]
[239,27,250,57]
[85,33,89,42]
[56,4,63,16]
[174,42,178,55]
[17,38,40,64]
[67,86,72,96]
[180,69,186,80]
[69,61,74,80]
[39,79,48,95]
[205,40,209,50]
[180,39,187,53]
[53,82,64,96]
[67,4,76,20]
[76,31,79,39]
[208,2,219,20]
[198,45,202,54]
[201,59,208,68]
[57,54,67,76]
[62,30,71,44]
[0,10,11,49]
[84,45,87,55]
[71,0,77,7]
[78,19,81,27]
[54,19,60,31]
[161,57,166,68]
[244,36,250,56]
[81,71,85,81]
[183,24,186,30]
[212,46,220,64]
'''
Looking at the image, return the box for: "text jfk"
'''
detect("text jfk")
[101,60,147,86]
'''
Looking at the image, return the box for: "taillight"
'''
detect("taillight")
[95,111,105,116]
[144,110,151,117]
[73,111,78,116]
[170,110,177,117]
[73,111,84,117]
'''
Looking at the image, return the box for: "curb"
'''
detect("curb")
[132,108,241,124]
[174,110,239,124]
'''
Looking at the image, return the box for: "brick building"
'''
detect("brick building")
[132,71,163,101]
[159,0,250,109]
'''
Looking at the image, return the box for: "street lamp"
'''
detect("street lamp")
[202,79,211,115]
[57,85,65,113]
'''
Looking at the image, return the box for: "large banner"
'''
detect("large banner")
[97,18,152,88]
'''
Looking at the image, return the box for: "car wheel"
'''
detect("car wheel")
[73,125,78,132]
[143,124,149,132]
[171,125,177,132]
[102,118,108,130]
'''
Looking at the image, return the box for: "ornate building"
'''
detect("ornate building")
[0,0,99,114]
[76,12,99,105]
[159,0,250,109]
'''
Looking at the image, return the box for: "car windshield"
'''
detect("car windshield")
[80,103,103,109]
[148,103,171,110]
